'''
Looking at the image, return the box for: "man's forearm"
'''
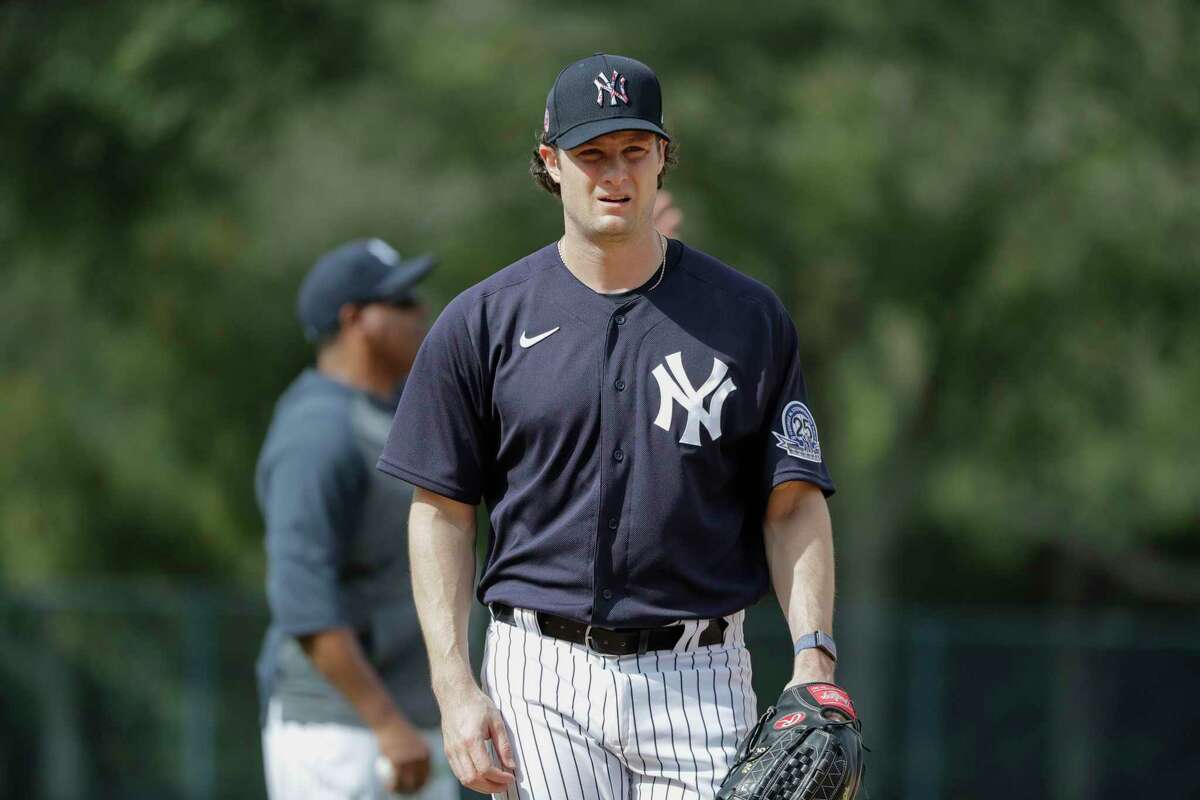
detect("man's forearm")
[298,627,407,730]
[300,627,432,793]
[763,481,837,684]
[408,488,480,703]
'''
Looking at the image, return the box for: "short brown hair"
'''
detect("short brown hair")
[529,132,678,197]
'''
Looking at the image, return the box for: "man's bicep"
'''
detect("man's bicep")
[262,430,362,634]
[761,313,836,499]
[263,430,360,555]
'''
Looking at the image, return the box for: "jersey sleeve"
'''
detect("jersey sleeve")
[377,295,489,504]
[258,414,364,636]
[762,310,836,498]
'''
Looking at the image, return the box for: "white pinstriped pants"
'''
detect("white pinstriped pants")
[481,608,757,800]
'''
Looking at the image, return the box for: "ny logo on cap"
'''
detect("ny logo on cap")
[594,70,629,107]
[366,238,400,266]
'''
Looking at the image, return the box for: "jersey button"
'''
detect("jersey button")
[601,589,613,600]
[613,449,624,462]
[614,379,626,391]
[614,314,626,326]
[607,517,618,530]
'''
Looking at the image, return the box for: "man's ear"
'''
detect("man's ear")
[539,144,562,185]
[337,302,361,330]
[657,138,668,176]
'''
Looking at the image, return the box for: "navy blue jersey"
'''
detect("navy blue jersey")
[378,240,834,627]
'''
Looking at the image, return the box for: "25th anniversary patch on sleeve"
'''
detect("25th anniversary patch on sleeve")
[773,401,822,463]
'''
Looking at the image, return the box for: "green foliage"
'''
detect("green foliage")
[2,0,1196,597]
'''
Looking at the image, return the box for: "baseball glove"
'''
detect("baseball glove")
[717,682,865,800]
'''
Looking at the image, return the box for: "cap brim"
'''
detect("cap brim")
[555,118,670,150]
[369,253,437,301]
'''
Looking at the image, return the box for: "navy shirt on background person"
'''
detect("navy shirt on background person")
[377,239,833,628]
[256,368,438,729]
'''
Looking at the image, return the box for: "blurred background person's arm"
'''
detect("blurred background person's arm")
[258,400,429,796]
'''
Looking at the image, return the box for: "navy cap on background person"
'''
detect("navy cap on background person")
[543,53,670,149]
[296,238,436,342]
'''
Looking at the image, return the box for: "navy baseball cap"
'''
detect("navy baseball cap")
[296,238,436,342]
[543,53,670,150]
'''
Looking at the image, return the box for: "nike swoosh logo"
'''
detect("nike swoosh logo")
[519,327,560,348]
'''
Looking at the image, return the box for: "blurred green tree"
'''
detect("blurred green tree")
[1,0,1196,604]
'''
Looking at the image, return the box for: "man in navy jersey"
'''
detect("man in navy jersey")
[379,54,848,799]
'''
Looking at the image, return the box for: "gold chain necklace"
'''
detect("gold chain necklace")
[557,233,667,294]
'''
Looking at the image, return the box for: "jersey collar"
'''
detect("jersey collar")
[538,239,684,326]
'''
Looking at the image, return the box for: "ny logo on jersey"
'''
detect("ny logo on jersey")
[594,70,629,106]
[652,352,737,446]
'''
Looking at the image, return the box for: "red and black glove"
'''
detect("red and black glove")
[717,682,865,800]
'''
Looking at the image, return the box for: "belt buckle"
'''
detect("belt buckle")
[583,624,598,652]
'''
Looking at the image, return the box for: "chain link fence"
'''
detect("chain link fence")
[2,582,1196,799]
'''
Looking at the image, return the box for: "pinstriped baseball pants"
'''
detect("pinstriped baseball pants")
[481,608,757,800]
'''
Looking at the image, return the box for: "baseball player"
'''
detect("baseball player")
[378,54,850,799]
[256,239,459,799]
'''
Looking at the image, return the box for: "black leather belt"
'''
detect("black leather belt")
[491,603,728,656]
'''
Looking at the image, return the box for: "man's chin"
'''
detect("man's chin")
[589,216,641,239]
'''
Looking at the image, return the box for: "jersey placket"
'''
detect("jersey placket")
[591,298,642,626]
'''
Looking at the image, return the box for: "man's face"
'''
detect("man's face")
[542,130,666,241]
[358,300,428,377]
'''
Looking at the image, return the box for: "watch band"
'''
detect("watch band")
[793,630,838,662]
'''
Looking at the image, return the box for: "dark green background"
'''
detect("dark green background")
[2,1,1197,798]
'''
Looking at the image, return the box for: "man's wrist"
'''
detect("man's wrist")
[788,649,837,686]
[361,699,405,733]
[431,668,481,704]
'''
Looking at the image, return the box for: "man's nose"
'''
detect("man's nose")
[600,158,629,186]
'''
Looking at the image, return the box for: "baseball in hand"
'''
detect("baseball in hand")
[375,756,397,794]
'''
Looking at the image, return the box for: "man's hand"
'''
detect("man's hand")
[653,190,684,238]
[297,628,432,793]
[375,716,432,795]
[440,684,517,794]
